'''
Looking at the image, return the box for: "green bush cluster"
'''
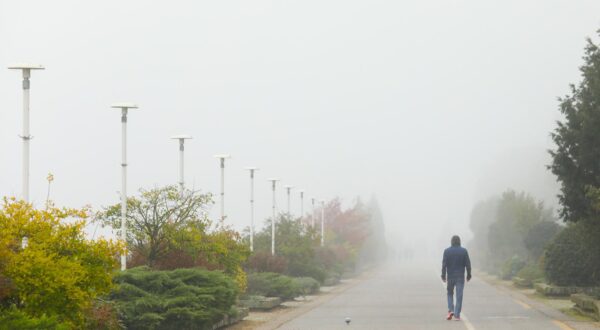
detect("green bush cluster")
[544,222,600,286]
[111,267,238,330]
[287,260,327,283]
[516,264,544,283]
[246,272,300,300]
[246,273,321,299]
[293,277,320,295]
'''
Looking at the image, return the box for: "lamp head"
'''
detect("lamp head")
[170,134,193,140]
[214,154,231,160]
[110,102,138,109]
[245,167,259,171]
[8,63,45,70]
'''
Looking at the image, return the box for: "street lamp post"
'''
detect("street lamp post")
[171,135,192,194]
[299,190,305,222]
[214,154,231,222]
[245,167,259,252]
[267,178,280,255]
[284,185,294,216]
[320,200,325,247]
[111,102,139,271]
[311,197,316,228]
[8,63,45,202]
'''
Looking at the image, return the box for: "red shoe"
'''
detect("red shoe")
[454,317,461,321]
[446,312,454,320]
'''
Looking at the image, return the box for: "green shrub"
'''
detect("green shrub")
[246,272,300,300]
[287,261,327,284]
[293,277,320,295]
[0,306,69,330]
[500,256,526,280]
[544,221,600,286]
[111,267,238,330]
[516,264,544,283]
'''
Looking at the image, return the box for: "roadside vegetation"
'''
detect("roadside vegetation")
[0,187,386,329]
[470,31,600,294]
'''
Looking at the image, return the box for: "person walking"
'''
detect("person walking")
[441,235,471,321]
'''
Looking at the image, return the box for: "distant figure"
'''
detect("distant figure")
[441,235,471,321]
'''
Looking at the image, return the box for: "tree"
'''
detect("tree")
[468,197,499,269]
[96,186,250,291]
[0,198,121,326]
[487,191,553,268]
[96,186,212,267]
[550,33,600,222]
[253,215,322,279]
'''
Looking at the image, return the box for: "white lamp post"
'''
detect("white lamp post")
[245,167,259,252]
[111,102,139,271]
[299,190,305,222]
[320,200,325,247]
[8,63,45,202]
[214,154,231,222]
[284,185,294,216]
[267,178,280,255]
[311,197,316,228]
[171,135,192,193]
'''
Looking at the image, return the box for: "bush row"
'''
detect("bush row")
[245,272,321,300]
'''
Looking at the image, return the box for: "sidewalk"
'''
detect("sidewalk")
[476,271,600,330]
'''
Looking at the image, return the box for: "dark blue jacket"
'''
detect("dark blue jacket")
[441,246,471,281]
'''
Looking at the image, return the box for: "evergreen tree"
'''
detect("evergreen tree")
[550,33,600,222]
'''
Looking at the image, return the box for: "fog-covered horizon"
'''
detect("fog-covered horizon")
[2,1,599,250]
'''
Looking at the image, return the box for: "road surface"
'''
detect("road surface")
[274,260,584,330]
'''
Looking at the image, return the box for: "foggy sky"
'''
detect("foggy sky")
[1,1,599,247]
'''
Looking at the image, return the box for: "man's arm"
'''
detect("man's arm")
[465,249,472,281]
[441,250,447,281]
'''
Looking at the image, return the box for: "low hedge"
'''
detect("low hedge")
[246,272,300,300]
[246,273,320,299]
[111,267,238,330]
[293,277,320,295]
[516,264,544,283]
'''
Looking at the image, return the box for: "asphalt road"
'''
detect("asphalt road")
[275,260,578,330]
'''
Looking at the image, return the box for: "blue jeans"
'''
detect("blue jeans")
[447,278,464,318]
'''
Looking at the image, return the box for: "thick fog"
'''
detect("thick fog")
[1,1,599,254]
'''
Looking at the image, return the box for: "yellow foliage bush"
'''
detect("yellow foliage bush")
[0,198,122,327]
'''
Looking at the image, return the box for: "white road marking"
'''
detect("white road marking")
[483,316,530,320]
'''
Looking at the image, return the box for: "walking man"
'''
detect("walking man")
[441,235,471,321]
